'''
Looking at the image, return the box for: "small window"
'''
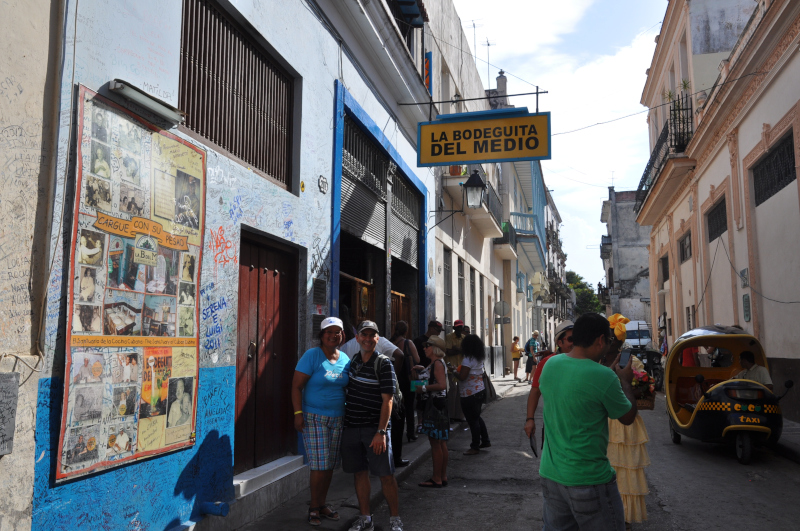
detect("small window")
[607,268,614,288]
[686,306,692,330]
[753,133,796,206]
[667,318,672,336]
[679,233,692,263]
[661,256,670,283]
[707,199,727,242]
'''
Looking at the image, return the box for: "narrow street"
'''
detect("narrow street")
[367,383,800,531]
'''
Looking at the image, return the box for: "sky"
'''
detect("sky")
[451,0,666,288]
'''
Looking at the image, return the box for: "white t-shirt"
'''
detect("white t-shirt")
[114,432,130,453]
[340,336,399,358]
[459,356,486,397]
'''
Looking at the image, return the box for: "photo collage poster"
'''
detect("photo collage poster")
[56,86,206,481]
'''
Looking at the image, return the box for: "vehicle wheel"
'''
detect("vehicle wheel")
[653,368,664,392]
[670,424,681,444]
[736,432,752,464]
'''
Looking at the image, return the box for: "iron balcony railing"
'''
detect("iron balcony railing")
[634,93,693,212]
[493,221,518,252]
[485,180,502,227]
[600,235,612,259]
[511,211,546,261]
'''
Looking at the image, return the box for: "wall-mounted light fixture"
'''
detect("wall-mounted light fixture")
[109,79,184,124]
[427,169,486,232]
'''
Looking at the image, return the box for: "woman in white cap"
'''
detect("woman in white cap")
[291,317,350,526]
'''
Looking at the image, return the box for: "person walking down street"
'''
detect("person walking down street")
[444,320,466,421]
[454,334,491,455]
[511,336,524,381]
[291,317,350,526]
[524,331,540,383]
[390,321,421,464]
[524,320,574,441]
[537,312,638,531]
[603,314,651,530]
[414,335,449,488]
[341,321,404,531]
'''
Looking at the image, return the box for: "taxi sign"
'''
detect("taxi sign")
[418,108,550,166]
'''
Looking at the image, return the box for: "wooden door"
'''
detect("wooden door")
[390,291,411,334]
[235,237,297,474]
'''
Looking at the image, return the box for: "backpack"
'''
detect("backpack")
[371,354,404,421]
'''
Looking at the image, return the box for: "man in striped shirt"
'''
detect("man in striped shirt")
[341,320,404,531]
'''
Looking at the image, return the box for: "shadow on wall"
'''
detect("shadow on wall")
[164,430,234,530]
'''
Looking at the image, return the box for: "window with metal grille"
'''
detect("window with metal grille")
[342,116,388,200]
[470,267,476,332]
[479,274,485,340]
[458,258,465,322]
[180,0,294,188]
[686,306,692,331]
[443,248,452,331]
[679,233,692,263]
[753,133,796,206]
[707,199,727,242]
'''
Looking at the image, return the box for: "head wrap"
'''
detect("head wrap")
[607,313,630,341]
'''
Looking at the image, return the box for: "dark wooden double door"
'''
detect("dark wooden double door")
[235,237,297,475]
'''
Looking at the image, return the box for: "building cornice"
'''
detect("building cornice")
[641,0,683,105]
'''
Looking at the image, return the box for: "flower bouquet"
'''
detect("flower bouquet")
[632,368,656,410]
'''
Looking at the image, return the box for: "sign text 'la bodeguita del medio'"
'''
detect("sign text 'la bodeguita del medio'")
[417,110,550,166]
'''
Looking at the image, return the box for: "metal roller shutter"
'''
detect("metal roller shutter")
[390,173,420,268]
[341,116,389,249]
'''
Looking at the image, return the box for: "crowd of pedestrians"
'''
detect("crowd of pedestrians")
[292,310,648,531]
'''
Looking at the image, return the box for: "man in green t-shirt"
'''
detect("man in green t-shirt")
[538,312,637,531]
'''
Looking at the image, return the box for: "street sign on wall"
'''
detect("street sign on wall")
[418,108,550,166]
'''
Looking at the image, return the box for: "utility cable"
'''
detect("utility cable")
[718,238,800,304]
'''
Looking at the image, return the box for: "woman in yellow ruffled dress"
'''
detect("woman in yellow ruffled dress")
[604,314,650,530]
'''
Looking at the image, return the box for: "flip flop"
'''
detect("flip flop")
[319,504,339,521]
[418,478,443,488]
[308,508,321,526]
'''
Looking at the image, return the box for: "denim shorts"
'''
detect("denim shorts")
[540,475,625,531]
[340,427,395,477]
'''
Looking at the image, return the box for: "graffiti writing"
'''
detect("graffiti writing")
[209,227,236,268]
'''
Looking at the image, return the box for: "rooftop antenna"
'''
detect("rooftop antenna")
[611,171,615,187]
[481,38,496,89]
[465,20,483,66]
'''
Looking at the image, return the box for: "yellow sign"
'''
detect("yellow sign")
[418,111,551,166]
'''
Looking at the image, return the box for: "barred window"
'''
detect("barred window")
[180,0,294,188]
[707,199,727,242]
[679,233,692,263]
[753,133,796,206]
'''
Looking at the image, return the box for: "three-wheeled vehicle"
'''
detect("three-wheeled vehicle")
[665,325,793,464]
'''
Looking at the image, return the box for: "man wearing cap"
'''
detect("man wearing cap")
[341,321,404,531]
[341,325,405,375]
[444,320,466,421]
[413,320,443,368]
[524,320,574,440]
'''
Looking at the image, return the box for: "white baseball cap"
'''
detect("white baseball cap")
[320,317,344,331]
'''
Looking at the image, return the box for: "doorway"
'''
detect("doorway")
[235,235,298,474]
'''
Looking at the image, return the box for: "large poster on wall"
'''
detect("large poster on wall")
[56,86,206,481]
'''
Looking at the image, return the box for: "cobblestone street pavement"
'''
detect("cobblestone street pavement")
[368,383,800,531]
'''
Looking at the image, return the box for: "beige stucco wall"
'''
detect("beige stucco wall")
[0,0,62,528]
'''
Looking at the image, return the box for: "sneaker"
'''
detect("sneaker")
[390,516,404,531]
[349,515,374,531]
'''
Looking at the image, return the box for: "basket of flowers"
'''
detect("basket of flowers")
[632,368,656,410]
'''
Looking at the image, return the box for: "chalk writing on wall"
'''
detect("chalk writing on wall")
[0,372,20,455]
[56,87,207,481]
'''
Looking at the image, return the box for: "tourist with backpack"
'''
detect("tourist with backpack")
[341,321,404,531]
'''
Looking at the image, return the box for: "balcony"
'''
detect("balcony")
[493,221,518,260]
[600,235,612,259]
[511,211,546,272]
[443,165,503,238]
[634,93,696,225]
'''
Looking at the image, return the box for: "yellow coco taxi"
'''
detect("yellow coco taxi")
[665,325,793,464]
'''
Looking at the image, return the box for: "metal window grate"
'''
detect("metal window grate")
[180,0,293,187]
[753,133,796,207]
[342,116,388,200]
[707,199,727,242]
[392,173,420,229]
[313,278,327,305]
[458,258,465,321]
[443,248,452,332]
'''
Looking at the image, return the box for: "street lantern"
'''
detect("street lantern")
[536,295,543,308]
[463,170,486,209]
